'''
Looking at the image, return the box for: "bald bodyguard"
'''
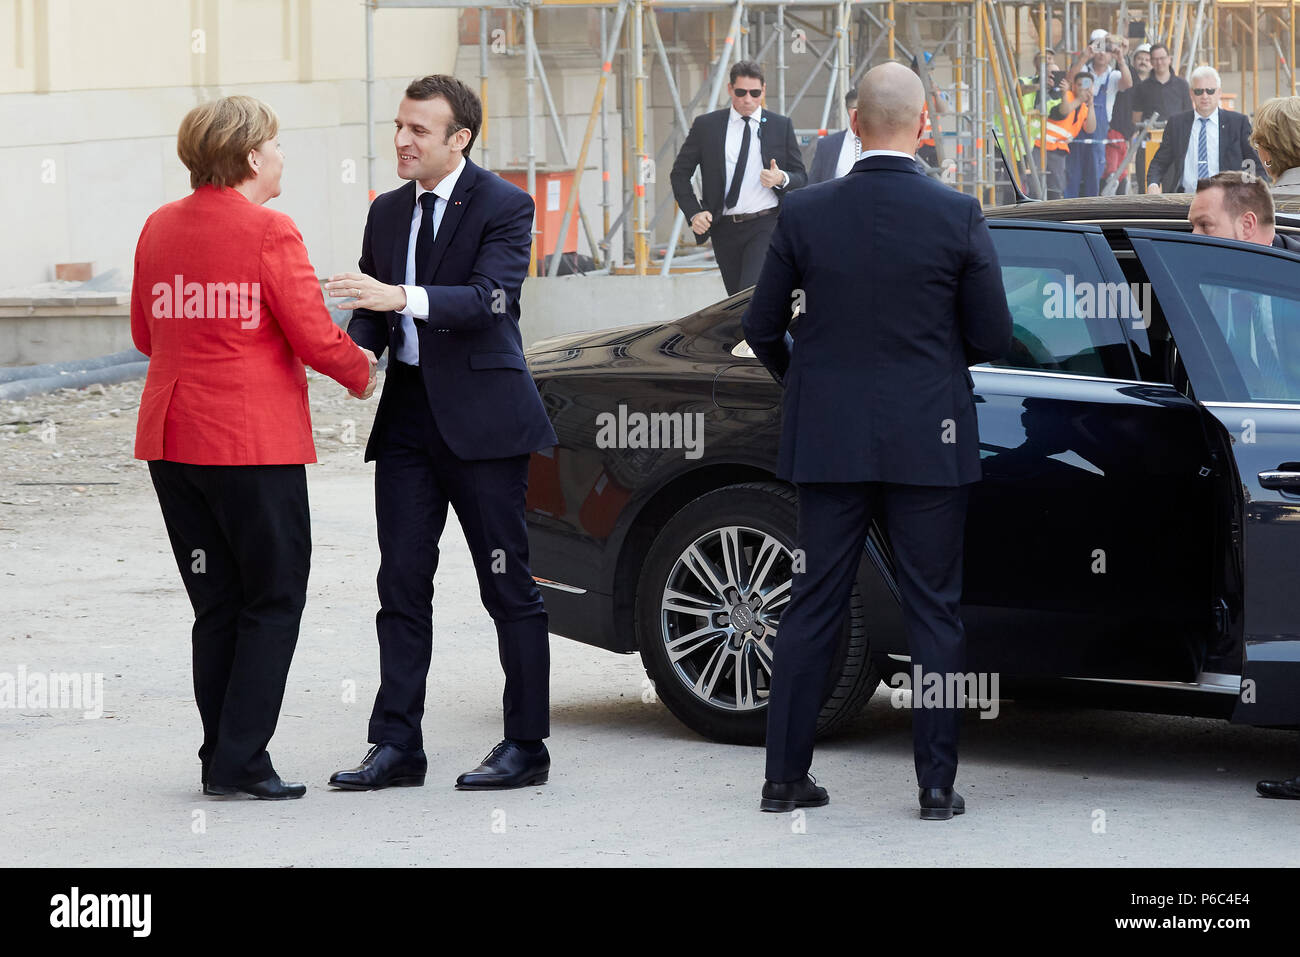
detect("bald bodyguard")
[743,63,1012,820]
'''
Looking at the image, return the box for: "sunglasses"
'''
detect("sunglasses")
[732,88,763,98]
[1193,87,1217,95]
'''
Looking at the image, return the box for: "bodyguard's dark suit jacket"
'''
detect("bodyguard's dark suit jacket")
[809,130,847,184]
[347,158,558,462]
[741,154,1013,486]
[1147,108,1266,193]
[669,108,807,244]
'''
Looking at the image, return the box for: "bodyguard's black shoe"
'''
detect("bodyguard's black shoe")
[206,775,306,800]
[329,744,427,791]
[760,774,829,812]
[455,740,549,790]
[1256,777,1300,799]
[918,787,966,821]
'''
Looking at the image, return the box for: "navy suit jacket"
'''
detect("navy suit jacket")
[741,154,1013,486]
[809,130,847,184]
[347,158,558,462]
[1147,108,1266,193]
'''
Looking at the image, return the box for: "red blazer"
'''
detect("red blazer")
[131,185,370,465]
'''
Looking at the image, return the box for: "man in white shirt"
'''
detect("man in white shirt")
[670,61,808,295]
[1064,28,1132,196]
[1148,66,1264,193]
[326,74,559,794]
[809,88,861,183]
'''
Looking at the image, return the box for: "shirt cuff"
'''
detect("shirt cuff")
[780,171,790,188]
[400,284,429,321]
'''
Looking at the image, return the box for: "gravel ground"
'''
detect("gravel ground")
[1,371,1297,867]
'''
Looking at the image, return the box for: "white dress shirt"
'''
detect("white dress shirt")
[722,106,787,214]
[1181,109,1220,191]
[834,130,862,178]
[860,149,917,161]
[394,154,467,365]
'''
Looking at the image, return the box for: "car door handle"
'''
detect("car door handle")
[1258,465,1300,491]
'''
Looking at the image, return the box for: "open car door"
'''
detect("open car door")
[1127,228,1300,727]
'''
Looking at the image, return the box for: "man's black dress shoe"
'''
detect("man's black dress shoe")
[918,787,966,821]
[205,775,306,800]
[329,744,427,790]
[760,774,829,812]
[455,740,549,790]
[1256,776,1300,799]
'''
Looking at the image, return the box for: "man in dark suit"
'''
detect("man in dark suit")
[324,74,558,792]
[670,60,807,296]
[809,88,859,184]
[742,62,1012,821]
[1147,66,1265,193]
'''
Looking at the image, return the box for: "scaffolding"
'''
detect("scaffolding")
[363,0,1299,276]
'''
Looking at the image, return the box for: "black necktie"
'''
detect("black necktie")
[414,191,438,284]
[393,192,437,356]
[725,116,751,210]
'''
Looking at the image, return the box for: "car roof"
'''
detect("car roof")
[986,194,1300,231]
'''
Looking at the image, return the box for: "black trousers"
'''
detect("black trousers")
[148,459,310,786]
[765,481,970,787]
[368,362,550,750]
[711,211,778,296]
[1029,146,1068,200]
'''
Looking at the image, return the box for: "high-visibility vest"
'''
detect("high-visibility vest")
[1050,102,1090,149]
[1028,94,1084,151]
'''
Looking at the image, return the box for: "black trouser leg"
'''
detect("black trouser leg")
[880,483,969,789]
[711,221,745,295]
[737,215,778,293]
[431,424,550,741]
[149,461,241,781]
[149,460,310,786]
[370,366,450,751]
[764,482,876,782]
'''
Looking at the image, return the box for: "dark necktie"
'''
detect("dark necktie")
[414,191,438,284]
[725,116,751,210]
[393,192,437,356]
[1197,116,1210,181]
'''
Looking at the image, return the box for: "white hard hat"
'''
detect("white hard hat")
[1090,28,1109,41]
[1136,42,1152,53]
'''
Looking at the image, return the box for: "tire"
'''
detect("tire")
[635,481,882,745]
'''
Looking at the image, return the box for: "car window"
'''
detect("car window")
[983,228,1135,378]
[1151,240,1300,402]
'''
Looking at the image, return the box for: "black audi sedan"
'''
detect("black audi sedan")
[523,194,1300,745]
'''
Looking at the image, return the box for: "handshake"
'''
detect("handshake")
[351,347,379,400]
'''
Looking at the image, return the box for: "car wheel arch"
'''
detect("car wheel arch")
[610,468,907,660]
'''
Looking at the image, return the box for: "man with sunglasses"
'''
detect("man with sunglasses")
[1147,65,1266,193]
[670,60,807,296]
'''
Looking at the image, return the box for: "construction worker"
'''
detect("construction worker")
[1060,72,1099,197]
[1028,71,1094,199]
[1018,49,1067,110]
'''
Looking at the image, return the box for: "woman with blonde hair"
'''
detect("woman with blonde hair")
[1251,96,1300,195]
[131,95,376,800]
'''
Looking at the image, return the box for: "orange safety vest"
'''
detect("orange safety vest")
[1037,101,1089,151]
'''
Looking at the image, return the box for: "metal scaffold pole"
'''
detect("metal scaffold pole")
[360,0,1258,276]
[632,0,649,274]
[524,0,538,276]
